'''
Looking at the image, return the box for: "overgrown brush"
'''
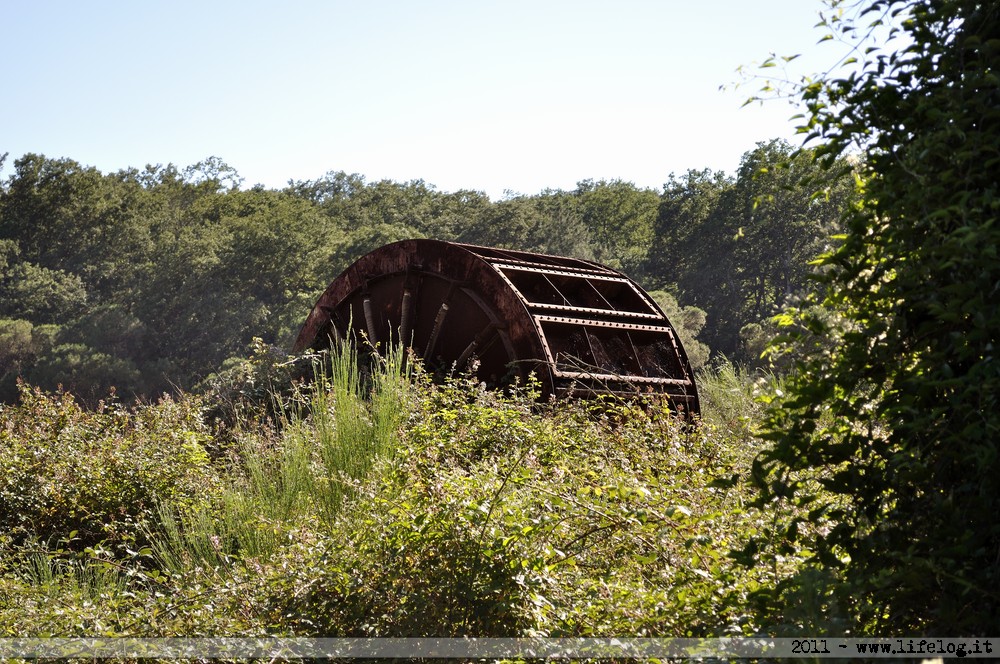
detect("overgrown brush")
[0,383,221,552]
[259,369,785,637]
[0,357,799,640]
[151,341,413,573]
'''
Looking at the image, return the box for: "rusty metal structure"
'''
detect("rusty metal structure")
[294,239,699,416]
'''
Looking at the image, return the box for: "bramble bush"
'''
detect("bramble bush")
[0,354,796,640]
[257,370,785,637]
[0,383,220,552]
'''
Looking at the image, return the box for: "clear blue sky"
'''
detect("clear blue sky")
[1,0,838,199]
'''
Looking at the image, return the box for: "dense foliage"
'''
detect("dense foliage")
[1,0,994,643]
[751,0,1000,635]
[647,142,855,358]
[0,140,854,403]
[0,351,787,640]
[0,385,219,552]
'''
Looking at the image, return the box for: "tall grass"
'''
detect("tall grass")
[151,342,413,575]
[21,547,131,600]
[697,361,779,431]
[297,342,412,523]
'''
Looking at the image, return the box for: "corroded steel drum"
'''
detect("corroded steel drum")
[293,239,699,416]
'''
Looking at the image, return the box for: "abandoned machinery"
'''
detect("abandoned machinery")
[293,239,699,417]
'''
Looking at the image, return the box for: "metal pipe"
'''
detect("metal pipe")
[456,323,496,369]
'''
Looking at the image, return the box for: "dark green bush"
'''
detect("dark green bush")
[749,0,1000,634]
[0,384,221,550]
[261,495,539,637]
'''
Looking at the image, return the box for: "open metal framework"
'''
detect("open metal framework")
[294,239,699,417]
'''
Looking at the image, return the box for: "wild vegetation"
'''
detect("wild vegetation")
[749,0,1000,636]
[0,138,853,404]
[0,349,785,639]
[1,0,998,644]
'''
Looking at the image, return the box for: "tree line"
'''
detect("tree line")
[0,140,855,403]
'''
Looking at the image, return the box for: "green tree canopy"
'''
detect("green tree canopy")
[648,141,854,360]
[0,154,154,297]
[575,179,658,274]
[0,261,88,324]
[751,0,1000,635]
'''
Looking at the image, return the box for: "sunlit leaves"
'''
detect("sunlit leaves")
[751,0,1000,635]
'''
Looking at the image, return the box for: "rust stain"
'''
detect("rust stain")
[294,240,699,417]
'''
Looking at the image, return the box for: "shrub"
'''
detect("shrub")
[0,383,221,551]
[261,372,779,637]
[0,357,795,640]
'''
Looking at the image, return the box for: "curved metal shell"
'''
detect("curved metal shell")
[294,239,699,417]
